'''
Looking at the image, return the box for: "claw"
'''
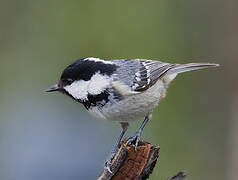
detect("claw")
[104,151,116,174]
[134,137,140,152]
[126,131,141,152]
[104,161,112,173]
[104,122,129,174]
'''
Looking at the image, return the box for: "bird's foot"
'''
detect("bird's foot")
[126,130,142,152]
[104,161,112,173]
[104,151,117,173]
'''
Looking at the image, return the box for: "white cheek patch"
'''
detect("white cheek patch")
[64,73,112,100]
[88,73,111,94]
[64,80,89,100]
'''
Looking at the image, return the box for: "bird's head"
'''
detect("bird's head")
[45,57,117,103]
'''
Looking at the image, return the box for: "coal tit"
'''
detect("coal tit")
[46,57,219,170]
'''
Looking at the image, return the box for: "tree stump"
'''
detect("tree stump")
[98,140,186,180]
[98,141,159,180]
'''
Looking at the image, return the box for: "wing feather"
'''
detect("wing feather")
[132,60,175,91]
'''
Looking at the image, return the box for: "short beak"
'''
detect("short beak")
[45,84,60,92]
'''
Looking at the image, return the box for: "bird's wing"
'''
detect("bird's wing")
[112,59,218,93]
[131,60,176,91]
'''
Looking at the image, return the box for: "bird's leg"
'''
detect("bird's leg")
[126,113,152,151]
[105,122,129,172]
[110,122,129,156]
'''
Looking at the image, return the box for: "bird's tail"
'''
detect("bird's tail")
[167,63,219,75]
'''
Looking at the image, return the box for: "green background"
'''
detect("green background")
[0,0,236,179]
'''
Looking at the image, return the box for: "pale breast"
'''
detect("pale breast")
[89,79,167,122]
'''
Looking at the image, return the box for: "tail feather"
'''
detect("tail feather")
[167,63,219,75]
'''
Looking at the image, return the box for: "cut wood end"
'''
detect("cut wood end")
[98,140,160,180]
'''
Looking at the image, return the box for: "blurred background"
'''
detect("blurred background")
[0,0,237,179]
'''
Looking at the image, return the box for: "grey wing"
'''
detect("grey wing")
[112,59,218,93]
[112,59,141,87]
[131,60,176,91]
[112,59,175,93]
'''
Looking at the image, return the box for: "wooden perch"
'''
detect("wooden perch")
[98,141,160,180]
[98,140,187,180]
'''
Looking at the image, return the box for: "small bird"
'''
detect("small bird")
[46,57,218,170]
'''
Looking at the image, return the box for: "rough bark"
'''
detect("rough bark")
[98,140,186,180]
[98,141,159,180]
